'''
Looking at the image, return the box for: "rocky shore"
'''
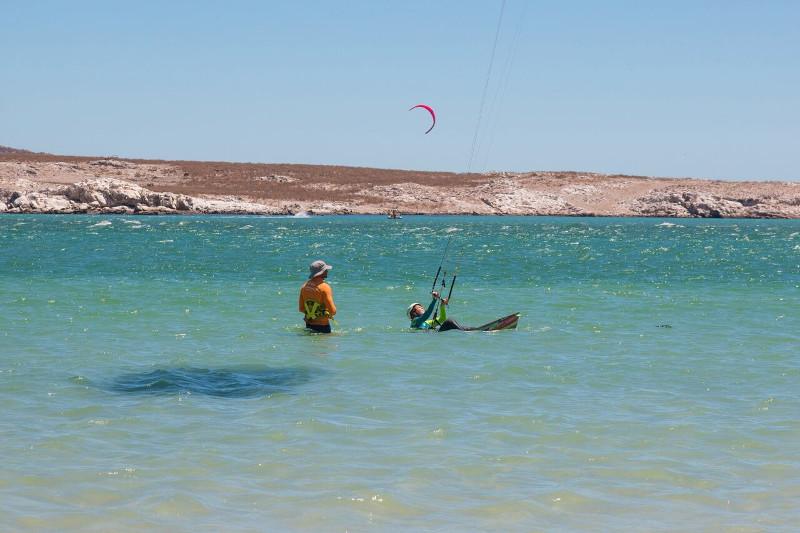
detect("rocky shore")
[1,153,799,218]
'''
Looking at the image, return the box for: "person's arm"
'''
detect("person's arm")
[411,297,438,328]
[436,300,447,323]
[424,298,448,328]
[320,283,336,317]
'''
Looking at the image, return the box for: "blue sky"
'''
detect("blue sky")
[2,0,798,181]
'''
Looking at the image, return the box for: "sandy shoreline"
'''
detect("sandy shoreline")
[1,153,799,218]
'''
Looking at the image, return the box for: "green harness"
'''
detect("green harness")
[304,300,326,320]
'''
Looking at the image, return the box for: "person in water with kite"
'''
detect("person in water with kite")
[407,241,475,331]
[407,240,521,332]
[407,292,475,331]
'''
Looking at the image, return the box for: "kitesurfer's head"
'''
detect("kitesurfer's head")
[309,260,332,279]
[407,302,423,320]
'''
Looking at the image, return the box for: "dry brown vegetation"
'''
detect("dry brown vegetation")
[2,150,798,217]
[0,152,487,203]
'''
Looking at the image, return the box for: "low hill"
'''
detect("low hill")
[1,152,798,217]
[0,145,36,155]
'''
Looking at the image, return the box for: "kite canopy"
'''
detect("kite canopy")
[409,104,436,134]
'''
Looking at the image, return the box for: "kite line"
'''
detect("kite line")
[467,0,506,173]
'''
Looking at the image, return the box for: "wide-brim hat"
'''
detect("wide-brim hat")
[309,260,332,279]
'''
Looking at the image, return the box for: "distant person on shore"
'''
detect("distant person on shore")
[407,291,474,331]
[300,260,337,333]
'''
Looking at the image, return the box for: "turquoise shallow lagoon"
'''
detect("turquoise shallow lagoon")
[1,215,799,531]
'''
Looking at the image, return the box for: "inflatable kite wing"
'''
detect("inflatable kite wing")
[409,104,436,134]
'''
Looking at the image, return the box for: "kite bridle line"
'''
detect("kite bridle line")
[430,238,453,323]
[467,0,506,172]
[433,243,463,324]
[431,237,452,296]
[479,0,528,170]
[446,246,464,303]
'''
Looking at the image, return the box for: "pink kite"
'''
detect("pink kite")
[409,104,436,134]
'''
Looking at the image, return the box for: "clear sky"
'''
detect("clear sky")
[2,0,798,181]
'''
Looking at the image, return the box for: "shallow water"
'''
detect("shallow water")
[1,215,799,531]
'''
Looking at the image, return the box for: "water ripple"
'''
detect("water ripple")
[106,366,321,398]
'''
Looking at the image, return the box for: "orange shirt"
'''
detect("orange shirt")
[299,277,337,326]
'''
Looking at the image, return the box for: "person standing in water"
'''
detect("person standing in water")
[300,260,337,333]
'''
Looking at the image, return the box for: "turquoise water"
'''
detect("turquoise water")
[1,214,798,532]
